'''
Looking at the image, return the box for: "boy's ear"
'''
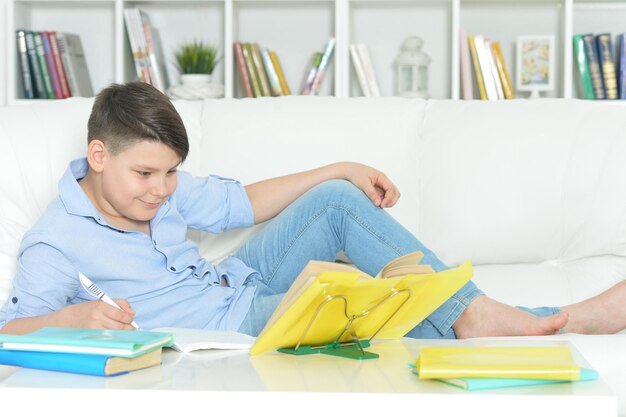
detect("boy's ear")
[86,139,107,173]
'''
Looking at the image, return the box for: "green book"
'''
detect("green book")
[0,327,173,358]
[33,32,55,99]
[573,34,595,99]
[242,42,262,97]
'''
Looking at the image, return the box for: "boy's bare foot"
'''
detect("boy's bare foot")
[452,295,569,339]
[561,280,626,334]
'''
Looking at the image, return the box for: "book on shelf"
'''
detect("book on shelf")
[269,50,290,95]
[23,31,46,99]
[242,43,262,97]
[249,251,473,355]
[596,33,618,100]
[459,29,474,100]
[56,32,94,97]
[302,52,322,95]
[16,30,35,99]
[573,34,595,99]
[484,38,504,100]
[260,47,283,96]
[467,35,486,100]
[0,346,162,377]
[356,43,380,97]
[151,327,255,353]
[48,32,71,98]
[349,44,371,97]
[139,10,169,93]
[472,35,498,101]
[491,41,514,99]
[0,327,173,358]
[234,42,253,98]
[309,37,336,95]
[250,43,272,97]
[582,33,606,99]
[617,33,626,100]
[40,31,64,99]
[33,32,55,99]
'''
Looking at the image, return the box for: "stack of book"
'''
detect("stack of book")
[0,327,173,377]
[301,38,335,95]
[349,43,380,97]
[411,344,598,390]
[16,30,93,99]
[234,42,291,98]
[123,8,169,94]
[460,30,514,100]
[573,32,626,100]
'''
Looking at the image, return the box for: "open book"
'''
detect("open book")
[151,327,255,353]
[250,251,474,355]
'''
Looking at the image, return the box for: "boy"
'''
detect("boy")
[1,82,624,337]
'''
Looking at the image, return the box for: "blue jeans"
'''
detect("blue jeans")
[236,180,559,338]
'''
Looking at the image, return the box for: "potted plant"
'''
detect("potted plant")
[174,40,220,86]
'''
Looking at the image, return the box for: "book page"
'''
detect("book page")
[151,327,255,353]
[376,251,435,278]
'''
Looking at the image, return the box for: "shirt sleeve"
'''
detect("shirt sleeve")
[0,239,79,327]
[173,170,255,232]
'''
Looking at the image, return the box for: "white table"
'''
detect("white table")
[0,338,618,417]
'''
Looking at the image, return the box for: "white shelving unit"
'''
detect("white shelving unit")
[2,0,626,104]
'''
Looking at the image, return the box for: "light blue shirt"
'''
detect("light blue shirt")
[0,158,259,331]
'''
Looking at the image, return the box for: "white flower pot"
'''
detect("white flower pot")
[180,74,212,86]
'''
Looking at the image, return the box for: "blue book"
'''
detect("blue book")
[619,33,626,99]
[0,347,162,377]
[596,33,618,99]
[583,33,606,99]
[0,327,173,358]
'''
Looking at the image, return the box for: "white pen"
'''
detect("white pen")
[78,272,139,329]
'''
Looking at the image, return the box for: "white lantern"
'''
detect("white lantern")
[394,36,431,98]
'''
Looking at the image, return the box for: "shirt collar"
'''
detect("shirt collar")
[58,158,104,220]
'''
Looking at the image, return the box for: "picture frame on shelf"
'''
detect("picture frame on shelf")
[515,35,555,99]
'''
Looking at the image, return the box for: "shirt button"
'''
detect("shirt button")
[11,297,18,304]
[169,267,176,272]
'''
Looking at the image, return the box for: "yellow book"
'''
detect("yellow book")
[468,35,487,100]
[416,346,581,381]
[249,251,473,355]
[242,43,262,97]
[270,50,290,95]
[491,41,514,99]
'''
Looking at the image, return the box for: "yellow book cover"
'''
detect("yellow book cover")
[249,252,473,355]
[416,346,581,381]
[242,43,262,97]
[250,43,271,97]
[491,41,514,99]
[468,35,487,100]
[270,50,291,95]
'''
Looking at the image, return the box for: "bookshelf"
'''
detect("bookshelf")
[2,0,626,104]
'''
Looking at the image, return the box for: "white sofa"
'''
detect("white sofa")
[0,97,625,414]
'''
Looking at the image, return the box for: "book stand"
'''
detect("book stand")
[277,288,412,360]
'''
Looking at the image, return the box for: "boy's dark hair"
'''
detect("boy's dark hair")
[87,81,189,162]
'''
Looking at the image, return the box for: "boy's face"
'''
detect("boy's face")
[98,140,181,223]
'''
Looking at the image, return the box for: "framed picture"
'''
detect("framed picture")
[516,36,555,95]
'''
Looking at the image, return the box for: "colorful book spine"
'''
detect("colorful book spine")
[491,41,514,99]
[16,30,35,99]
[582,33,605,99]
[468,35,487,100]
[140,11,167,92]
[250,43,271,96]
[261,47,282,96]
[573,34,595,99]
[459,29,473,100]
[596,33,618,100]
[123,8,145,82]
[484,38,504,99]
[234,42,253,97]
[302,52,322,95]
[473,35,498,101]
[33,32,55,99]
[310,37,336,95]
[242,43,262,97]
[269,51,290,95]
[40,31,63,99]
[49,31,71,98]
[24,30,46,99]
[349,44,371,97]
[619,33,626,100]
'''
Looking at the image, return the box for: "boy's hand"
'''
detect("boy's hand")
[343,162,400,208]
[52,299,137,330]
